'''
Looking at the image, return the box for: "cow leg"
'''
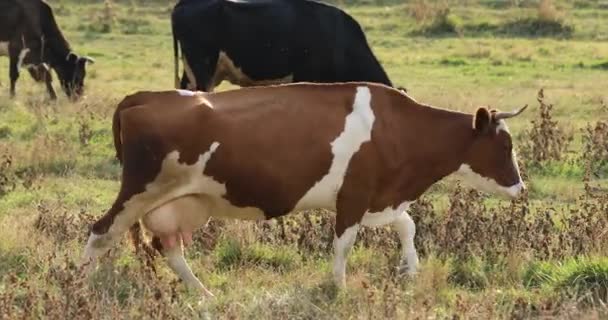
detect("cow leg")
[332,221,360,288]
[179,71,190,90]
[392,211,418,275]
[160,234,214,297]
[180,45,218,92]
[41,65,57,100]
[333,187,370,288]
[8,51,19,98]
[360,206,419,276]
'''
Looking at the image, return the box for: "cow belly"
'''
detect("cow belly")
[142,193,266,236]
[212,51,293,88]
[142,195,211,236]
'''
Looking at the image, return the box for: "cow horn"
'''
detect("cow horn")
[493,104,528,120]
[82,56,95,64]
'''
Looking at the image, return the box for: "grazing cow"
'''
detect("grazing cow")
[0,0,94,100]
[82,82,527,296]
[172,0,393,92]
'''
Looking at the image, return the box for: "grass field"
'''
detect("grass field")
[1,0,607,318]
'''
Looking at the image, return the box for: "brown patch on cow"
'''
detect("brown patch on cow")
[335,142,377,236]
[202,85,357,217]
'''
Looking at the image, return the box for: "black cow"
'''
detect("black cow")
[171,0,394,92]
[0,0,94,100]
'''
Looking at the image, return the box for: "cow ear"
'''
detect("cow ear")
[66,52,78,63]
[473,107,491,134]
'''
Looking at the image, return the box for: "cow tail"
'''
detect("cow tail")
[172,20,180,89]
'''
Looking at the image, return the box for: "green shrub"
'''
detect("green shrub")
[214,238,300,272]
[522,261,557,288]
[449,257,489,290]
[556,258,608,305]
[214,238,243,270]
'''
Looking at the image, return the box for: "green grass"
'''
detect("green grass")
[1,0,607,318]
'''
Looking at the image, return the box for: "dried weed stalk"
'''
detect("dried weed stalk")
[519,88,573,166]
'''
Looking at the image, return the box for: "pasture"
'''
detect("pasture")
[1,0,607,318]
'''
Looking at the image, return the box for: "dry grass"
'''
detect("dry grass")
[519,88,574,167]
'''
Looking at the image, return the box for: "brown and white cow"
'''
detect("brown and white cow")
[82,82,527,297]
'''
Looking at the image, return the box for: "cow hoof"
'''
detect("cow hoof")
[396,265,418,278]
[203,289,215,298]
[194,290,215,307]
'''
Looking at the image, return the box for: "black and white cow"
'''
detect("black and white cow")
[172,0,394,92]
[0,0,94,100]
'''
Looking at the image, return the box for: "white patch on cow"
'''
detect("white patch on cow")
[496,119,509,134]
[333,224,359,288]
[211,51,293,90]
[455,164,525,199]
[0,42,8,56]
[361,201,412,227]
[295,86,375,210]
[17,48,31,70]
[496,119,525,191]
[175,89,196,97]
[361,201,418,275]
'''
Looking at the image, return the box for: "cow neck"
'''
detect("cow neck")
[391,101,474,203]
[40,3,71,67]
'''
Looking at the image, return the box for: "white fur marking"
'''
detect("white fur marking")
[211,51,293,89]
[496,119,509,134]
[295,86,375,210]
[361,202,412,227]
[175,89,195,97]
[455,164,524,199]
[333,224,359,287]
[17,48,30,70]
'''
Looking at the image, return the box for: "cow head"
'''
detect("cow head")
[456,105,528,199]
[56,52,94,99]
